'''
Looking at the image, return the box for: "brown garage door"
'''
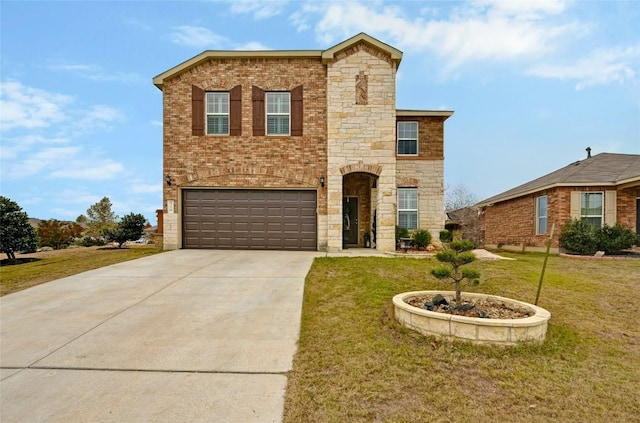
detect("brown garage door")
[182,189,317,250]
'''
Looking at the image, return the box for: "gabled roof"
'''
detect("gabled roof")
[477,153,640,207]
[153,33,402,90]
[321,32,402,65]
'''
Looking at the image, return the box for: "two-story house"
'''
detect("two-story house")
[153,33,453,252]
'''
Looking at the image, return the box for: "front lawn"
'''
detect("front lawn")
[284,253,640,422]
[0,245,164,296]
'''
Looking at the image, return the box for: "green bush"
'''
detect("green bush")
[411,229,432,250]
[560,219,636,255]
[597,223,637,254]
[395,225,409,248]
[75,236,106,247]
[439,229,453,243]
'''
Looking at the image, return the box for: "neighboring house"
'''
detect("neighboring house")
[445,206,482,246]
[153,33,453,252]
[476,151,640,252]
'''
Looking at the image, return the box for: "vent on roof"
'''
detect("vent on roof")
[586,146,592,158]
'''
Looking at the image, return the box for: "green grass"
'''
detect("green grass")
[0,245,164,296]
[284,254,640,422]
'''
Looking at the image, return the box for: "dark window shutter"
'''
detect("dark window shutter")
[252,86,265,136]
[291,85,303,136]
[192,85,205,136]
[230,85,242,136]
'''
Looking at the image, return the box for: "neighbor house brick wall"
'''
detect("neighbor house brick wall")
[162,58,328,249]
[326,43,398,252]
[482,184,640,251]
[617,186,640,231]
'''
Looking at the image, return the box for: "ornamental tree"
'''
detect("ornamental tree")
[0,196,38,260]
[431,240,480,305]
[37,219,84,250]
[102,213,146,248]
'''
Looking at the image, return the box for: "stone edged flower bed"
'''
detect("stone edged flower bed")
[393,290,551,346]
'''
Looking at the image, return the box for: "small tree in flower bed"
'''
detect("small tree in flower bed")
[431,240,480,306]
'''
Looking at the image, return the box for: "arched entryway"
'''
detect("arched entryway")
[342,172,379,248]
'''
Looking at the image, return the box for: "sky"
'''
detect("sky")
[1,0,639,223]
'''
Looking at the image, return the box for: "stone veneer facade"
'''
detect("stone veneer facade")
[326,43,398,252]
[154,34,453,252]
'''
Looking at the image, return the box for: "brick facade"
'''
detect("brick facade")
[482,185,640,252]
[155,34,453,251]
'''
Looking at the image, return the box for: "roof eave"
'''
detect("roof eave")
[476,181,624,207]
[396,109,454,119]
[153,50,323,90]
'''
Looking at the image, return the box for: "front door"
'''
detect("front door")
[343,197,359,246]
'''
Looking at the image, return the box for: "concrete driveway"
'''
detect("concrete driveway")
[1,250,320,422]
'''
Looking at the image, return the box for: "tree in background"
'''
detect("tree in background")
[0,196,38,260]
[444,183,478,212]
[83,197,118,238]
[37,219,84,250]
[102,213,146,248]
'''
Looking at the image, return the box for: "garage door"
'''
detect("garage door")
[182,189,317,250]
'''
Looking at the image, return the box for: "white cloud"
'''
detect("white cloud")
[6,146,82,178]
[170,26,228,48]
[229,0,288,19]
[130,181,162,194]
[47,62,144,84]
[528,44,640,89]
[50,160,124,180]
[0,80,72,131]
[311,1,584,71]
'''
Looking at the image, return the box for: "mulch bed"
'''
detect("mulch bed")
[406,294,534,319]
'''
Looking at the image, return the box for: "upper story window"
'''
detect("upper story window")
[266,92,290,135]
[536,195,548,234]
[206,92,229,135]
[397,121,418,155]
[581,192,603,227]
[398,188,418,230]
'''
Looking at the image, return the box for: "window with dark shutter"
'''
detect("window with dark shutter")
[252,86,265,136]
[291,85,303,136]
[192,85,205,136]
[229,85,242,136]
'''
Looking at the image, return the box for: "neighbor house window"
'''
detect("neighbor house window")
[206,92,229,135]
[398,188,418,230]
[536,195,548,234]
[266,92,290,135]
[397,121,418,155]
[581,192,603,227]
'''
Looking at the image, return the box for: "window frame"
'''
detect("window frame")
[205,92,230,136]
[535,195,548,235]
[397,188,418,230]
[265,92,291,136]
[397,121,419,156]
[581,191,604,227]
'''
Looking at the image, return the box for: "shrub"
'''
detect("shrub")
[411,229,432,250]
[560,219,637,255]
[439,229,453,243]
[597,223,637,254]
[431,240,480,305]
[75,236,106,247]
[559,219,598,255]
[102,213,147,248]
[395,225,409,248]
